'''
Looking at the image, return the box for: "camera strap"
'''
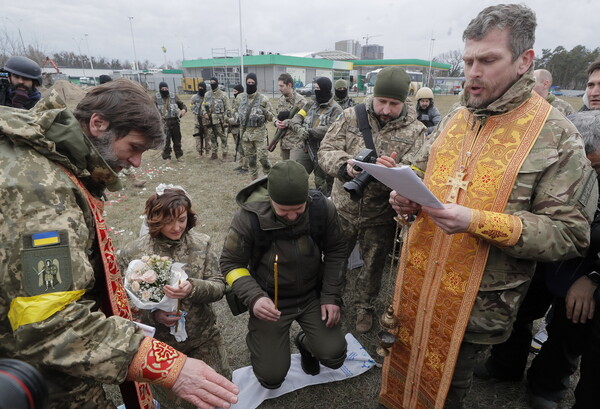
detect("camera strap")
[354,103,378,155]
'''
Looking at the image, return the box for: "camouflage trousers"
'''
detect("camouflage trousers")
[290,147,332,196]
[206,122,228,156]
[444,342,488,409]
[242,138,271,179]
[151,335,231,409]
[162,118,183,160]
[338,214,397,312]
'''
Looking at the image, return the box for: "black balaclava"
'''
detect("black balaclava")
[315,77,332,104]
[197,81,207,97]
[159,82,169,98]
[233,84,244,98]
[246,73,258,95]
[210,76,219,91]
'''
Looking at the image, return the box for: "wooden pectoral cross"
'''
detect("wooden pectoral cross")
[446,171,469,203]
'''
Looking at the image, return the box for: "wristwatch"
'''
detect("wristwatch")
[587,270,600,286]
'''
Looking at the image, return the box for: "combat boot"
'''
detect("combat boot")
[210,152,218,160]
[355,310,373,333]
[222,152,228,161]
[294,331,320,375]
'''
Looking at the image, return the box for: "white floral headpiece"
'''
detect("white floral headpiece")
[155,184,191,200]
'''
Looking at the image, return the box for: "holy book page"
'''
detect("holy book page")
[353,161,444,208]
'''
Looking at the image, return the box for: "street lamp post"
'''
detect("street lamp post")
[84,34,95,83]
[72,37,87,77]
[427,36,435,88]
[128,16,141,83]
[238,0,244,85]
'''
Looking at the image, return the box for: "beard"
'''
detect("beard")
[465,73,519,109]
[90,129,130,172]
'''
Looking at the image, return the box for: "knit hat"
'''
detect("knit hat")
[373,67,410,102]
[246,73,257,82]
[99,75,112,84]
[335,79,348,89]
[159,81,168,89]
[267,160,309,205]
[233,84,244,93]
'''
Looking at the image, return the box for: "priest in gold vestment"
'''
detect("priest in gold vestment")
[378,4,599,409]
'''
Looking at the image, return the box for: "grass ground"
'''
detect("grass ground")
[101,93,583,408]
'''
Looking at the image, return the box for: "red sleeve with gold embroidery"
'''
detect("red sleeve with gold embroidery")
[467,209,523,247]
[127,337,187,388]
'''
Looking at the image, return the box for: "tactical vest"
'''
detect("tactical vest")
[155,92,179,119]
[238,93,265,127]
[190,94,204,115]
[206,90,226,115]
[304,101,337,130]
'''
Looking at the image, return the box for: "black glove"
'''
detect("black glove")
[10,88,29,108]
[277,110,290,121]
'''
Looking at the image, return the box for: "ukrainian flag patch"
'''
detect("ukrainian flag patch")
[32,231,60,247]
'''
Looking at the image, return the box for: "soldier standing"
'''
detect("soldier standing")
[274,73,307,160]
[205,77,230,160]
[288,77,342,196]
[230,84,249,173]
[319,67,427,333]
[155,81,187,161]
[233,73,273,180]
[190,81,211,156]
[333,79,356,109]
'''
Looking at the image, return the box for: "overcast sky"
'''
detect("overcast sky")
[3,0,598,68]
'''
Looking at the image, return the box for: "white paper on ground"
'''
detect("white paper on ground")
[353,161,444,208]
[229,333,375,409]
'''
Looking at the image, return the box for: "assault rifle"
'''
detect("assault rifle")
[204,104,218,141]
[304,139,317,166]
[267,106,300,152]
[193,125,205,155]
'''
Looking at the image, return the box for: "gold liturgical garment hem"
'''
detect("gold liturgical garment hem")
[380,92,551,409]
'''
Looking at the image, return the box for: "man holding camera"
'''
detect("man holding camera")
[319,66,427,333]
[0,56,42,109]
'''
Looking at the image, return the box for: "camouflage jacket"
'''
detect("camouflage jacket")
[235,92,274,142]
[117,230,225,353]
[546,94,575,117]
[275,91,307,150]
[319,96,428,225]
[0,94,145,400]
[190,93,204,116]
[220,179,347,312]
[334,95,356,109]
[289,97,343,152]
[427,70,598,343]
[204,88,230,123]
[155,91,187,121]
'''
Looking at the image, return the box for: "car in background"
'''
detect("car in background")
[550,85,563,96]
[297,83,315,96]
[452,85,462,95]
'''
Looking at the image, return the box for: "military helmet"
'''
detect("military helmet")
[3,56,43,85]
[415,87,434,100]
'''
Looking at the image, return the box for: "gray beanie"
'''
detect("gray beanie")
[373,67,410,102]
[267,160,309,205]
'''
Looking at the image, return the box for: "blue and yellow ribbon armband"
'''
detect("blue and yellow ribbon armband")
[226,268,251,287]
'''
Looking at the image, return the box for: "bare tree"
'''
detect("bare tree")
[435,49,464,77]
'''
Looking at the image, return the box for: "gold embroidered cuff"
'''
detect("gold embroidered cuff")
[127,337,187,388]
[467,210,522,247]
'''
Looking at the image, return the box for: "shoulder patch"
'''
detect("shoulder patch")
[21,231,73,296]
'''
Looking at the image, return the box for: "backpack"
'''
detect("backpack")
[226,189,329,315]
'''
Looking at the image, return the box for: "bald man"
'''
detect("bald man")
[533,69,575,116]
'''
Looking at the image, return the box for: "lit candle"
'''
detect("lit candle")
[274,254,279,310]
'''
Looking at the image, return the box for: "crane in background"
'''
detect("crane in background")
[362,34,382,45]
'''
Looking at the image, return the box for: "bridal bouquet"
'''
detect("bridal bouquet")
[124,255,187,311]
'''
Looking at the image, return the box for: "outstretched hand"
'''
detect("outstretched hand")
[171,358,239,409]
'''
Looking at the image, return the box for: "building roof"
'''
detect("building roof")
[183,54,353,70]
[352,58,451,70]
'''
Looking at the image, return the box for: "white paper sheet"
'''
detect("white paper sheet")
[354,161,444,208]
[229,333,375,409]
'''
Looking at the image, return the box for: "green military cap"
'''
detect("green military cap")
[374,66,410,102]
[268,160,309,205]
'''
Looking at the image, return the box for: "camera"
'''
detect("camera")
[343,148,378,202]
[0,359,49,409]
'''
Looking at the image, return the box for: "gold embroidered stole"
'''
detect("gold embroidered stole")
[380,92,551,409]
[60,169,155,409]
